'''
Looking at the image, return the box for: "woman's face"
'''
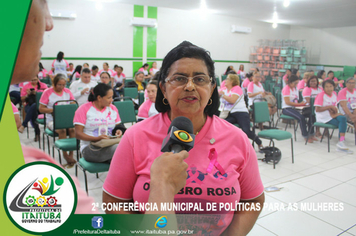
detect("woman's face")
[12,0,53,84]
[346,79,356,90]
[54,79,66,92]
[103,63,109,70]
[239,65,244,71]
[31,77,39,86]
[253,73,261,83]
[136,73,144,82]
[321,72,326,79]
[289,80,298,89]
[144,65,149,70]
[100,74,110,84]
[296,71,300,77]
[99,89,114,107]
[152,62,157,68]
[324,83,334,94]
[160,58,215,117]
[147,84,157,103]
[225,78,232,87]
[309,78,318,88]
[328,72,334,79]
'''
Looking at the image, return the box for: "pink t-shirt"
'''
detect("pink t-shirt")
[138,68,149,76]
[20,82,48,97]
[247,82,264,106]
[241,79,251,95]
[39,87,75,123]
[71,72,80,81]
[221,86,247,113]
[297,80,306,90]
[52,59,69,76]
[11,102,19,115]
[219,80,227,91]
[337,88,356,114]
[302,86,323,99]
[19,82,29,89]
[325,77,344,88]
[149,68,159,75]
[103,113,264,235]
[282,85,299,109]
[113,73,126,84]
[137,100,158,120]
[98,69,115,77]
[91,73,100,83]
[73,102,121,152]
[38,69,48,80]
[314,91,338,123]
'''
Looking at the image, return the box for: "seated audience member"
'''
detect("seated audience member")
[302,75,323,137]
[297,72,311,91]
[338,77,356,127]
[70,68,98,106]
[302,75,323,104]
[100,71,119,99]
[83,63,89,68]
[241,72,253,107]
[18,76,48,141]
[149,62,159,76]
[70,65,82,82]
[282,69,291,87]
[126,71,146,92]
[9,84,21,106]
[317,70,326,84]
[12,102,21,129]
[237,64,246,80]
[138,63,152,81]
[282,75,316,142]
[113,65,126,92]
[98,62,115,77]
[220,74,264,151]
[38,62,48,80]
[91,65,100,83]
[137,81,159,121]
[326,70,344,88]
[39,73,76,167]
[74,83,124,163]
[315,80,349,150]
[67,63,74,78]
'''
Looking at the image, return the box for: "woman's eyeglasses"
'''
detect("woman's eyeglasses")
[165,75,212,87]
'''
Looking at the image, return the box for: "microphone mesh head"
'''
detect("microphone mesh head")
[168,116,194,134]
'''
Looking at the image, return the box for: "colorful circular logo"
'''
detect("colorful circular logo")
[3,162,77,234]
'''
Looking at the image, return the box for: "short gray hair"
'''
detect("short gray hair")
[346,77,356,83]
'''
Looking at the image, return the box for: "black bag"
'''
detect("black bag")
[260,147,282,165]
[301,107,312,117]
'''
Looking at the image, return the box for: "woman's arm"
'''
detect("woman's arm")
[39,104,53,114]
[74,125,107,142]
[304,97,311,104]
[339,101,353,116]
[222,193,265,236]
[221,94,239,104]
[315,105,336,113]
[248,91,263,98]
[284,97,306,106]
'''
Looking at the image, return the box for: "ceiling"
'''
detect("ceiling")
[107,0,356,28]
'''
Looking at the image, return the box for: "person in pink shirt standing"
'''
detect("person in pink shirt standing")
[51,51,69,77]
[103,41,264,235]
[338,77,356,127]
[18,75,48,141]
[314,80,349,150]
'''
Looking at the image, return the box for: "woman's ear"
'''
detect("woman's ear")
[159,82,166,97]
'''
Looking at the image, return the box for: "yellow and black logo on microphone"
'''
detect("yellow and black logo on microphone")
[173,130,193,143]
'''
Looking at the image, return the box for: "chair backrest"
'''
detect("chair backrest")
[276,90,282,110]
[221,75,227,81]
[113,100,137,124]
[310,97,316,116]
[298,90,303,102]
[53,101,78,130]
[138,92,145,106]
[253,101,270,123]
[125,79,134,86]
[124,87,138,99]
[36,92,43,111]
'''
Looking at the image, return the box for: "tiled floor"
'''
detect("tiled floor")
[19,118,356,236]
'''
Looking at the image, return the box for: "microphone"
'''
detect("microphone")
[161,116,195,153]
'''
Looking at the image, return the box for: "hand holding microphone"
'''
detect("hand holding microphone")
[150,117,196,196]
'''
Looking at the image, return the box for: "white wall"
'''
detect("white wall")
[290,25,356,71]
[42,0,291,77]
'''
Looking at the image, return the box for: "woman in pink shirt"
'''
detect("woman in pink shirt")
[138,63,152,81]
[39,74,76,166]
[137,81,159,121]
[103,41,264,235]
[149,61,159,76]
[297,72,311,91]
[326,70,344,88]
[18,75,48,141]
